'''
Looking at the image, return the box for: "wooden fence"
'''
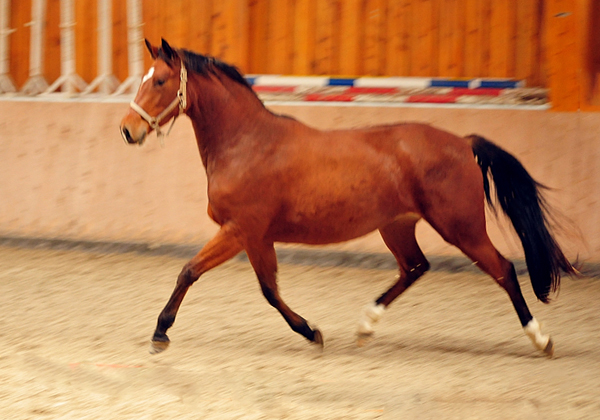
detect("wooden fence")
[3,0,599,110]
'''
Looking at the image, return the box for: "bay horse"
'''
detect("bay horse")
[120,39,575,357]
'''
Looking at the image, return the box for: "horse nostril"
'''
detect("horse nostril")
[121,126,133,144]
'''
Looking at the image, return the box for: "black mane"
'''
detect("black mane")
[178,49,253,91]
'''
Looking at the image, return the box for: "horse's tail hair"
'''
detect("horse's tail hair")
[468,134,576,303]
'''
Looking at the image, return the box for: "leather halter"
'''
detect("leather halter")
[127,61,188,145]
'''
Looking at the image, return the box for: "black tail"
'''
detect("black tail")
[469,135,575,303]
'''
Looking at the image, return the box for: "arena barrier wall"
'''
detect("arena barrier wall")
[1,99,598,264]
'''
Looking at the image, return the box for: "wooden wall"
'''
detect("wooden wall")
[543,0,600,111]
[140,0,547,85]
[4,0,598,110]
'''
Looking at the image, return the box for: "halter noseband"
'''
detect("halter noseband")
[128,61,188,145]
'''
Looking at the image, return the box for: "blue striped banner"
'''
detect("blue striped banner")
[246,75,525,89]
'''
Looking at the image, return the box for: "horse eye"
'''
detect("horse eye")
[156,79,166,87]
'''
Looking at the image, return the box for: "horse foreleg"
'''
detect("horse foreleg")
[150,224,244,354]
[246,241,323,347]
[357,219,430,346]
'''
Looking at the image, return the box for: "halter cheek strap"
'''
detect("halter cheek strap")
[128,62,188,146]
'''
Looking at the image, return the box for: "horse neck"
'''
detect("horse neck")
[186,71,270,168]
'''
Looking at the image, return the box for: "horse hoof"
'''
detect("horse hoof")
[543,338,554,358]
[312,329,324,348]
[356,332,374,348]
[149,340,170,354]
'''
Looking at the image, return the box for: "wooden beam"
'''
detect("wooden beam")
[545,0,579,111]
[489,0,516,78]
[338,0,361,75]
[364,0,386,75]
[410,0,437,76]
[438,0,465,78]
[248,0,267,74]
[314,0,335,74]
[293,0,316,75]
[268,0,293,74]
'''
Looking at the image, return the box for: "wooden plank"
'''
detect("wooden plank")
[463,0,478,76]
[515,0,535,84]
[437,0,465,78]
[384,0,400,75]
[157,0,183,46]
[163,0,188,47]
[314,0,335,74]
[479,0,491,76]
[45,0,62,85]
[224,0,249,68]
[489,0,516,77]
[410,0,437,76]
[464,0,493,77]
[580,0,600,108]
[9,0,31,88]
[392,0,413,76]
[293,0,316,74]
[154,0,166,44]
[590,0,600,75]
[330,0,341,75]
[338,0,361,75]
[111,0,127,83]
[209,0,249,66]
[141,0,161,67]
[210,0,248,65]
[364,0,386,75]
[545,0,579,110]
[515,0,543,86]
[75,0,97,83]
[248,0,268,73]
[187,0,212,54]
[268,0,292,73]
[209,0,226,59]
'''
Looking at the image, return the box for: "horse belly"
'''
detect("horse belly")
[268,184,412,245]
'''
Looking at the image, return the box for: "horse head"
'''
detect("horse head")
[120,39,187,145]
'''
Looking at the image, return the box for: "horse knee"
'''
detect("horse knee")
[177,264,201,287]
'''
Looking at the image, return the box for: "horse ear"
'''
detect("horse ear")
[145,39,158,59]
[161,38,176,60]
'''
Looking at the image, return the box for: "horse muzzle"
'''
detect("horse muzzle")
[120,114,149,146]
[120,125,147,146]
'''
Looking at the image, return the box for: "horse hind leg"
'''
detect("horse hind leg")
[470,242,553,356]
[357,217,430,346]
[428,213,554,357]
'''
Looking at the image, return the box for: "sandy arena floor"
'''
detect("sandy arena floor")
[0,244,598,419]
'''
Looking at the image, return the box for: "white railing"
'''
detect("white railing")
[113,0,143,95]
[1,0,143,98]
[21,0,48,94]
[0,0,16,93]
[83,0,119,94]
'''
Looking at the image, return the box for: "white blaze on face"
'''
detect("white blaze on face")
[141,67,155,86]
